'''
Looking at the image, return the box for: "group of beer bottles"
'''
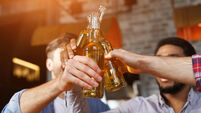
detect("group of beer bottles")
[76,6,127,98]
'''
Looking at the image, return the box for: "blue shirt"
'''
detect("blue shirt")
[2,89,109,113]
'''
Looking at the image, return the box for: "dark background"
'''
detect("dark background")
[0,10,47,110]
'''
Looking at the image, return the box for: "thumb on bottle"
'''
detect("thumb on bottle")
[105,52,112,59]
[105,49,124,59]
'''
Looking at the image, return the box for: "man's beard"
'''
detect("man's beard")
[156,81,186,94]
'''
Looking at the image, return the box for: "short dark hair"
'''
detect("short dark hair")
[154,37,196,56]
[46,33,77,58]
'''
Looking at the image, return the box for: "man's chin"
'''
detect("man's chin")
[160,85,174,89]
[159,83,186,94]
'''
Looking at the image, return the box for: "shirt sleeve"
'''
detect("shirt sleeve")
[192,54,201,92]
[66,86,91,113]
[1,89,26,113]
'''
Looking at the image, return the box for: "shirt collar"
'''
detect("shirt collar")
[158,93,165,106]
[187,87,197,105]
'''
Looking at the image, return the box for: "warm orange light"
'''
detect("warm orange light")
[177,26,201,40]
[198,23,201,27]
[12,57,40,81]
[13,57,40,71]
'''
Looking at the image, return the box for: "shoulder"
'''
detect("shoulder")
[127,94,159,105]
[186,89,201,110]
[117,95,159,112]
[2,89,27,113]
[102,95,160,113]
[86,98,110,113]
[193,89,201,102]
[86,98,109,108]
[87,98,101,102]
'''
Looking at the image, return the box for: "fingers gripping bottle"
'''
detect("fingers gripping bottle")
[101,39,127,91]
[77,5,127,98]
[81,13,105,98]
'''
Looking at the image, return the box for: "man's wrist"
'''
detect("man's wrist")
[52,79,64,94]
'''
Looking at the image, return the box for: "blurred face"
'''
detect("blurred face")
[156,44,186,94]
[50,48,65,79]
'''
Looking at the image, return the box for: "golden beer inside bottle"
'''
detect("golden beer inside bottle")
[79,6,127,97]
[82,40,105,98]
[104,58,126,92]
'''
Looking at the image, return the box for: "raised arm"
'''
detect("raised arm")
[105,49,195,86]
[20,79,63,113]
[19,56,101,113]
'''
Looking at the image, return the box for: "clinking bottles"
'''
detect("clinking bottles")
[76,5,127,98]
[78,13,105,98]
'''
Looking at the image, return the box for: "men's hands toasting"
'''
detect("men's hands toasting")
[56,38,103,92]
[57,39,142,92]
[56,56,102,91]
[105,49,144,74]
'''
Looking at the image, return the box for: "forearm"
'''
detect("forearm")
[106,49,196,85]
[141,56,195,85]
[20,79,62,113]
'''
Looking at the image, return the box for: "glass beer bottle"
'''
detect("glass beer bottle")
[100,38,127,91]
[81,13,104,98]
[98,5,127,91]
[76,15,91,55]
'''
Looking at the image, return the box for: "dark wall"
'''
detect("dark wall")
[0,10,47,110]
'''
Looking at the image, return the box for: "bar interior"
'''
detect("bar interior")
[0,0,201,112]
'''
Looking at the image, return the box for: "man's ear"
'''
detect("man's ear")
[46,59,53,71]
